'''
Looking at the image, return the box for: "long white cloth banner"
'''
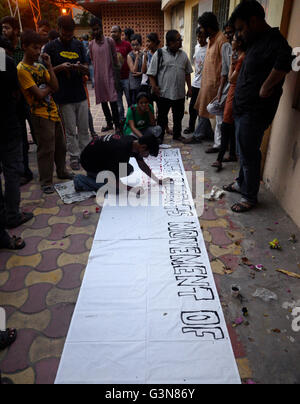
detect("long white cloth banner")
[55,149,241,384]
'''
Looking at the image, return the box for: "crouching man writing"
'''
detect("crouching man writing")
[74,133,170,195]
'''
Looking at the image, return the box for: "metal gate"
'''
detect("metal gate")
[213,0,230,30]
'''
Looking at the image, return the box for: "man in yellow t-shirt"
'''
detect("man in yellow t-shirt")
[17,30,72,194]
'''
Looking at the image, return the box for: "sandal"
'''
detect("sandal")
[223,182,241,194]
[231,201,255,213]
[0,329,17,351]
[41,185,55,195]
[0,236,25,250]
[211,161,223,172]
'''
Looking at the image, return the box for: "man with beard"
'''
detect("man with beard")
[43,16,90,171]
[223,0,293,213]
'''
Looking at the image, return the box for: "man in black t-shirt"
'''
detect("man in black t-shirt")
[0,36,33,236]
[74,133,168,193]
[224,1,293,213]
[43,16,90,171]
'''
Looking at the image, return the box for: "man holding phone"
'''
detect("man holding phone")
[43,16,90,171]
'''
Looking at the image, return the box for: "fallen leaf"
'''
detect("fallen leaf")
[276,269,300,279]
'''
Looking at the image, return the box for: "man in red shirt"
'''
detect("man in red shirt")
[111,25,132,121]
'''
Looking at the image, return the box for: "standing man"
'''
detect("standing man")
[187,13,228,149]
[89,18,121,134]
[224,0,293,212]
[147,30,193,142]
[44,16,90,171]
[184,27,207,135]
[111,25,132,122]
[1,16,34,185]
[18,30,72,194]
[0,35,33,230]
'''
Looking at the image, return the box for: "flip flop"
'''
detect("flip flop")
[231,201,256,213]
[223,182,241,194]
[0,329,17,351]
[0,236,25,250]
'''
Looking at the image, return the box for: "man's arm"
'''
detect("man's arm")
[185,74,192,98]
[260,69,288,98]
[42,53,59,92]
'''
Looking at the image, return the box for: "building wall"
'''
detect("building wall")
[98,2,164,45]
[263,0,300,228]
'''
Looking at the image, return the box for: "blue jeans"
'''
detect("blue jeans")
[117,79,131,121]
[235,114,270,204]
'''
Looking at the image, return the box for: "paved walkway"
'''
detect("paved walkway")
[0,85,300,384]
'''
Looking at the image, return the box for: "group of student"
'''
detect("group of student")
[0,0,295,253]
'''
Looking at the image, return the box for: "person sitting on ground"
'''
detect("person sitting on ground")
[17,30,73,194]
[123,92,162,140]
[74,133,168,194]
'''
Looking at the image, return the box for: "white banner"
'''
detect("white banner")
[55,149,240,384]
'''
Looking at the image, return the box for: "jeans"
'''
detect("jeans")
[0,136,23,226]
[235,114,270,204]
[74,164,134,193]
[117,79,131,120]
[59,100,90,161]
[157,97,185,140]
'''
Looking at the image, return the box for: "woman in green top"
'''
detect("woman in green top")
[124,92,162,140]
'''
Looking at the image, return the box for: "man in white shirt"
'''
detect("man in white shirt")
[184,27,207,135]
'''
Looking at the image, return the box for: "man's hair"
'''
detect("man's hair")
[48,29,59,41]
[21,30,43,48]
[139,134,159,158]
[90,17,102,28]
[124,28,134,40]
[224,18,235,31]
[130,33,142,45]
[1,16,19,31]
[198,12,219,32]
[136,92,150,103]
[57,15,75,31]
[166,30,179,46]
[112,25,122,33]
[147,32,160,46]
[196,26,201,36]
[230,0,266,24]
[37,19,50,29]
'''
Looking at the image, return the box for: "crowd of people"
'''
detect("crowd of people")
[0,0,294,257]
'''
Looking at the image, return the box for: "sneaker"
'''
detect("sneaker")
[41,185,55,195]
[70,160,80,171]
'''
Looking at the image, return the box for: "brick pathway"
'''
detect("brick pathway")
[0,85,252,384]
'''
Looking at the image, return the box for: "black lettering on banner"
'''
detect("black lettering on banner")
[178,286,214,301]
[181,311,224,340]
[176,275,209,286]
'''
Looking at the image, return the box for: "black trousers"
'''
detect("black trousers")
[188,86,200,131]
[217,122,237,163]
[101,101,120,129]
[157,97,185,140]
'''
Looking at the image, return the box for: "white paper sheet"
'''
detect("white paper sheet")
[55,149,241,385]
